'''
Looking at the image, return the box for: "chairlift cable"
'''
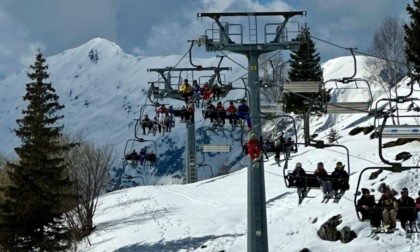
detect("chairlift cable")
[214,47,285,85]
[172,44,196,70]
[312,35,420,69]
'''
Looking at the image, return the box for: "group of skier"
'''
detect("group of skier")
[288,161,349,199]
[140,104,175,135]
[203,99,253,131]
[179,79,222,103]
[357,185,420,232]
[125,149,156,166]
[179,79,254,131]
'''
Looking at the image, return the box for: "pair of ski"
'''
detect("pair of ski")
[404,223,419,239]
[321,192,345,203]
[320,197,340,203]
[321,197,331,203]
[367,226,398,238]
[298,188,314,204]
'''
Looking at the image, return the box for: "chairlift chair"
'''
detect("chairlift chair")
[136,103,175,139]
[377,114,420,167]
[372,96,420,138]
[195,128,235,180]
[353,166,420,235]
[258,113,299,155]
[324,48,374,114]
[119,160,146,187]
[282,81,321,93]
[354,96,420,230]
[123,138,157,168]
[282,142,351,196]
[324,78,373,114]
[147,55,232,103]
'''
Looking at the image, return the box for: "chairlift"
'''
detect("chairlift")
[257,113,299,157]
[147,55,232,103]
[195,128,235,180]
[200,126,235,147]
[283,81,321,93]
[135,103,176,139]
[123,138,157,169]
[370,80,420,140]
[372,96,420,139]
[377,114,420,167]
[105,160,146,191]
[324,78,373,114]
[282,141,351,197]
[202,107,234,131]
[120,160,146,187]
[324,48,374,114]
[353,165,420,234]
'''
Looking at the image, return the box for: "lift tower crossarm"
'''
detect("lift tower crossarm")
[148,67,231,72]
[197,11,307,54]
[197,11,306,17]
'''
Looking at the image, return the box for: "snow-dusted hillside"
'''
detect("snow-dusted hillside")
[78,80,420,251]
[2,38,420,251]
[0,38,250,183]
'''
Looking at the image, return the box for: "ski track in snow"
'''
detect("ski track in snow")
[161,186,221,208]
[407,233,420,252]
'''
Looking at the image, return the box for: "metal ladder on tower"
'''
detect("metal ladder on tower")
[248,14,258,44]
[189,154,197,183]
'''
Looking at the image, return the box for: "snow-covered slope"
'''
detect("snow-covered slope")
[78,55,420,251]
[2,38,420,251]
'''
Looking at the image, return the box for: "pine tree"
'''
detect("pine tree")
[327,128,341,144]
[0,51,76,251]
[404,0,420,83]
[283,25,328,115]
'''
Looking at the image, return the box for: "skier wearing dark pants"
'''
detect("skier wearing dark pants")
[289,162,307,198]
[397,187,416,231]
[357,188,381,228]
[331,161,349,197]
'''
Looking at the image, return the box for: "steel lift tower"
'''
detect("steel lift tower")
[197,11,306,252]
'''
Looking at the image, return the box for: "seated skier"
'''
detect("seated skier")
[331,161,349,197]
[314,162,332,198]
[357,188,381,229]
[377,186,398,230]
[289,162,307,198]
[397,187,416,231]
[247,133,261,162]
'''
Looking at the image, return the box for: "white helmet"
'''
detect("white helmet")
[276,132,283,136]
